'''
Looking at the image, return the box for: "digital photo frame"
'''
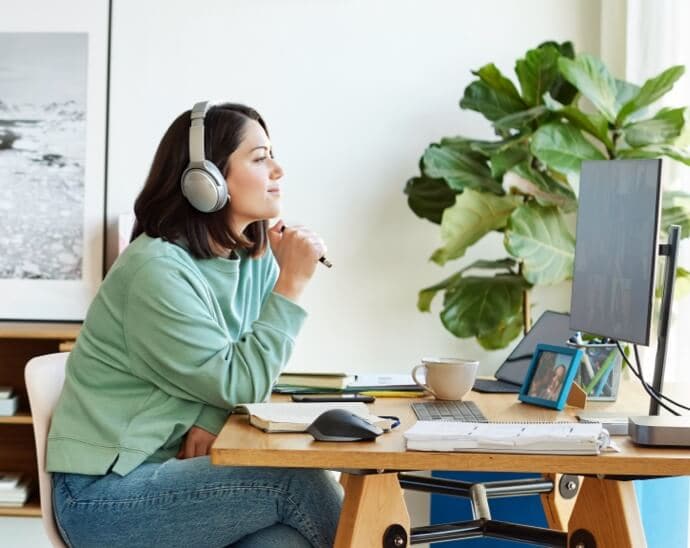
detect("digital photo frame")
[519,344,584,410]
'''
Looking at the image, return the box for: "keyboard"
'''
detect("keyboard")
[411,400,488,422]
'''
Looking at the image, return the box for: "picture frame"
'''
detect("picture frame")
[518,344,584,410]
[0,0,110,321]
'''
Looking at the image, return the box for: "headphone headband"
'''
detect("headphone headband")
[189,101,211,163]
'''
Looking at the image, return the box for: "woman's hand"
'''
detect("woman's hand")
[268,221,327,302]
[176,426,217,459]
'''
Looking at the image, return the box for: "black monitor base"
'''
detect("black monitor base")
[629,416,690,447]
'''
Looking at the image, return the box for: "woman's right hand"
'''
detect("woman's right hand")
[268,221,327,302]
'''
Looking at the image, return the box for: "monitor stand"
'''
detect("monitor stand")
[628,225,690,447]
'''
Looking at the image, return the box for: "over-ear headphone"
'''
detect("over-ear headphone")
[180,101,229,213]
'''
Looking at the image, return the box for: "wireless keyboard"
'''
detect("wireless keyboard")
[412,400,488,422]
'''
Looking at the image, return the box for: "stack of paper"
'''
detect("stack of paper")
[405,421,615,455]
[234,402,393,433]
[0,387,18,416]
[0,473,30,507]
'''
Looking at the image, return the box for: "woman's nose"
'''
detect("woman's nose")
[271,160,284,179]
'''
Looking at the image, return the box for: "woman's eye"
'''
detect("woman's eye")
[254,156,267,162]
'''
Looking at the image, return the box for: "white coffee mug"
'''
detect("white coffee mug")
[412,357,479,400]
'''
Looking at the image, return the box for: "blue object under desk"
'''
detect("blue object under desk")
[430,472,690,547]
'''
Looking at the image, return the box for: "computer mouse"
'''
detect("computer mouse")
[307,409,383,442]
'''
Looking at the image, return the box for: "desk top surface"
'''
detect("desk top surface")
[211,378,690,476]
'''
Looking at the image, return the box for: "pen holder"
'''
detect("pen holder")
[567,341,622,401]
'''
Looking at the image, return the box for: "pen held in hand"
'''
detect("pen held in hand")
[279,225,333,268]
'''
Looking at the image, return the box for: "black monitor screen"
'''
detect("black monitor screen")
[570,159,661,345]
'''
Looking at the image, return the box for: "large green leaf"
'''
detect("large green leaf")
[489,146,529,178]
[616,65,685,125]
[404,174,458,224]
[558,54,619,123]
[617,144,690,166]
[440,274,528,339]
[423,145,503,193]
[417,258,518,312]
[511,161,577,211]
[460,80,527,122]
[662,190,690,235]
[493,105,549,130]
[543,92,613,150]
[504,202,575,285]
[477,313,524,350]
[472,63,524,102]
[531,122,606,175]
[540,41,578,104]
[515,45,561,106]
[431,190,521,265]
[623,107,686,148]
[438,136,489,162]
[469,135,526,155]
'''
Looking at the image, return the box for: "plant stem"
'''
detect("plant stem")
[519,262,531,334]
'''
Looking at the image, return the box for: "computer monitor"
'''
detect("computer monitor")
[569,159,690,445]
[570,159,662,345]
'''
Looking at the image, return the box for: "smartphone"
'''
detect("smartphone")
[291,393,375,403]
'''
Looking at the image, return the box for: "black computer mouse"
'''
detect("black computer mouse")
[307,409,383,442]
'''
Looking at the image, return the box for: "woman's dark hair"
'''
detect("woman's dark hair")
[131,103,269,258]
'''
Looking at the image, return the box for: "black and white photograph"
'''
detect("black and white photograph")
[0,32,88,281]
[0,0,109,321]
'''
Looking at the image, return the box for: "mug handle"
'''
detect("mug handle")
[412,364,437,397]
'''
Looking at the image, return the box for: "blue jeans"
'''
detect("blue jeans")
[52,456,343,547]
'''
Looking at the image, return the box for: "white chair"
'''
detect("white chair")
[25,352,69,548]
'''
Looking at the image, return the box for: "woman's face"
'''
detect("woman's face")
[225,119,284,231]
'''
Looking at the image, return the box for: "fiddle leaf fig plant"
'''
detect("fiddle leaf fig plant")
[405,41,690,350]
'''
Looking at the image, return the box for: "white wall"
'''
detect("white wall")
[106,0,602,378]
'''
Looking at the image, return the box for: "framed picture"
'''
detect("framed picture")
[0,0,110,321]
[519,344,584,410]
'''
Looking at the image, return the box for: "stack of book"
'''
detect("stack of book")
[0,386,18,416]
[274,372,355,392]
[0,473,30,507]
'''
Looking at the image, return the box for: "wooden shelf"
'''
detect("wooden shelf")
[0,324,80,518]
[0,493,41,517]
[0,321,81,340]
[0,413,32,425]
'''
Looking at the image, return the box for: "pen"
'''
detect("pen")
[280,225,332,268]
[359,391,426,398]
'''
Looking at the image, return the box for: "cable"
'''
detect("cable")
[615,342,679,416]
[633,345,690,412]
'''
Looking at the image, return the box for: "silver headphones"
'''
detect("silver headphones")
[180,101,229,213]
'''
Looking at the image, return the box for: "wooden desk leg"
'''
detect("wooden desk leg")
[541,474,579,531]
[334,472,411,548]
[568,477,646,548]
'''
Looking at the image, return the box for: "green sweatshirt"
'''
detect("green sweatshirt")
[46,234,306,476]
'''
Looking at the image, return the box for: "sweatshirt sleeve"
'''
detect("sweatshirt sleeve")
[123,258,306,410]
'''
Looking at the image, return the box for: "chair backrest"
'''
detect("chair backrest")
[25,352,69,548]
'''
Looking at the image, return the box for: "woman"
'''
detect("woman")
[46,102,343,547]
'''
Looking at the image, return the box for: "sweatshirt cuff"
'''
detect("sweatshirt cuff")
[194,405,230,435]
[259,291,308,340]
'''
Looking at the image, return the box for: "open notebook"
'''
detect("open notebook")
[404,421,616,455]
[234,402,393,433]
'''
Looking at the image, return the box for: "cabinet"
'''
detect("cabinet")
[0,321,80,517]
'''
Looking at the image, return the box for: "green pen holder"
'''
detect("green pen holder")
[571,343,622,401]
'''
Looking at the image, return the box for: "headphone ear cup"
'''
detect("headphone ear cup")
[181,161,228,213]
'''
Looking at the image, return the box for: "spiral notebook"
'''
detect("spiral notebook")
[404,421,616,455]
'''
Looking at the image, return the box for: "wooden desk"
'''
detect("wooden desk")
[212,385,690,547]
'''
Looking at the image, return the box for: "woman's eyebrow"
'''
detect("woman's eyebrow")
[250,145,271,152]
